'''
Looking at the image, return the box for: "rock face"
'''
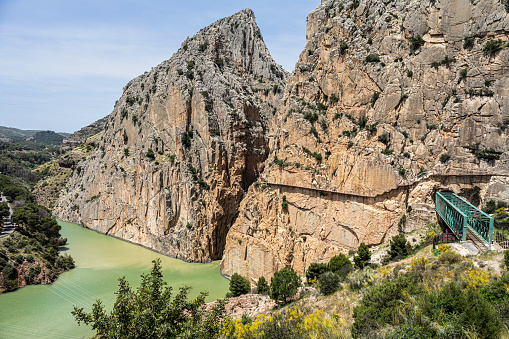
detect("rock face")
[54,9,287,262]
[221,0,509,281]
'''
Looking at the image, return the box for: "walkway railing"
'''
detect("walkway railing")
[261,170,504,200]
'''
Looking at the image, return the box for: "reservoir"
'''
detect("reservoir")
[0,220,229,338]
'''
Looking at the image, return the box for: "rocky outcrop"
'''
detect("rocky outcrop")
[221,0,509,281]
[54,9,287,262]
[61,116,108,152]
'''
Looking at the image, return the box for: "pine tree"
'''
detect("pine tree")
[354,243,371,269]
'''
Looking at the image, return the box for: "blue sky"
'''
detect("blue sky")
[0,0,319,133]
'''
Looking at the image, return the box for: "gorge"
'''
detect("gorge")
[52,0,509,284]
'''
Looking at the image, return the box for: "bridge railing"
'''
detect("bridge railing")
[435,192,493,244]
[436,192,467,240]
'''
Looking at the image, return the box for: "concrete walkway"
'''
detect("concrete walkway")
[0,193,14,239]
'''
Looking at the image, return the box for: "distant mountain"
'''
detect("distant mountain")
[0,126,70,141]
[27,131,66,146]
[0,126,41,139]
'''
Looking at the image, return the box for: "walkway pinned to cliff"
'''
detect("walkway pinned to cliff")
[259,170,507,200]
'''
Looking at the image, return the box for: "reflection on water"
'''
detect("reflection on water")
[0,220,228,338]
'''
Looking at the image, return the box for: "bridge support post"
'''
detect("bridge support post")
[489,217,494,250]
[462,218,467,241]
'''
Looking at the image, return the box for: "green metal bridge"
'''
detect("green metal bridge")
[435,192,493,247]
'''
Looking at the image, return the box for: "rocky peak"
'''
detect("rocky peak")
[54,10,287,262]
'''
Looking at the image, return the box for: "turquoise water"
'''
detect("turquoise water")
[0,220,229,338]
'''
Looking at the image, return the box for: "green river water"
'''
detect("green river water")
[0,220,229,338]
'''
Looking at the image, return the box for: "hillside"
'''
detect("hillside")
[0,126,41,139]
[27,130,66,146]
[0,126,69,141]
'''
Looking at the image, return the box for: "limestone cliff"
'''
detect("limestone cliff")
[221,0,509,282]
[54,9,287,262]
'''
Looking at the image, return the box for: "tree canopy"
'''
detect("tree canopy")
[72,259,227,338]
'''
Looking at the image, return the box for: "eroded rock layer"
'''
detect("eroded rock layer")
[54,9,287,262]
[221,0,509,281]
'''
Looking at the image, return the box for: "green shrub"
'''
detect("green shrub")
[230,273,251,297]
[256,276,269,294]
[483,39,504,55]
[305,262,327,283]
[310,126,319,139]
[505,250,509,268]
[459,68,468,80]
[483,199,507,214]
[281,195,288,209]
[352,276,423,337]
[480,272,509,303]
[318,272,341,295]
[270,267,300,304]
[371,92,380,106]
[339,41,348,54]
[420,283,502,338]
[327,254,352,279]
[365,54,380,63]
[329,93,339,104]
[463,37,475,49]
[181,130,193,148]
[440,153,450,163]
[146,148,155,160]
[387,235,412,260]
[378,133,389,145]
[57,254,75,269]
[14,254,24,264]
[438,250,462,264]
[354,243,371,269]
[409,35,424,51]
[303,112,318,124]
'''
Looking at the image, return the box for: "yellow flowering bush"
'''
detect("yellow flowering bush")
[462,267,491,290]
[436,244,450,255]
[220,306,348,339]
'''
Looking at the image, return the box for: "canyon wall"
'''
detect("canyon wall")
[221,0,509,282]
